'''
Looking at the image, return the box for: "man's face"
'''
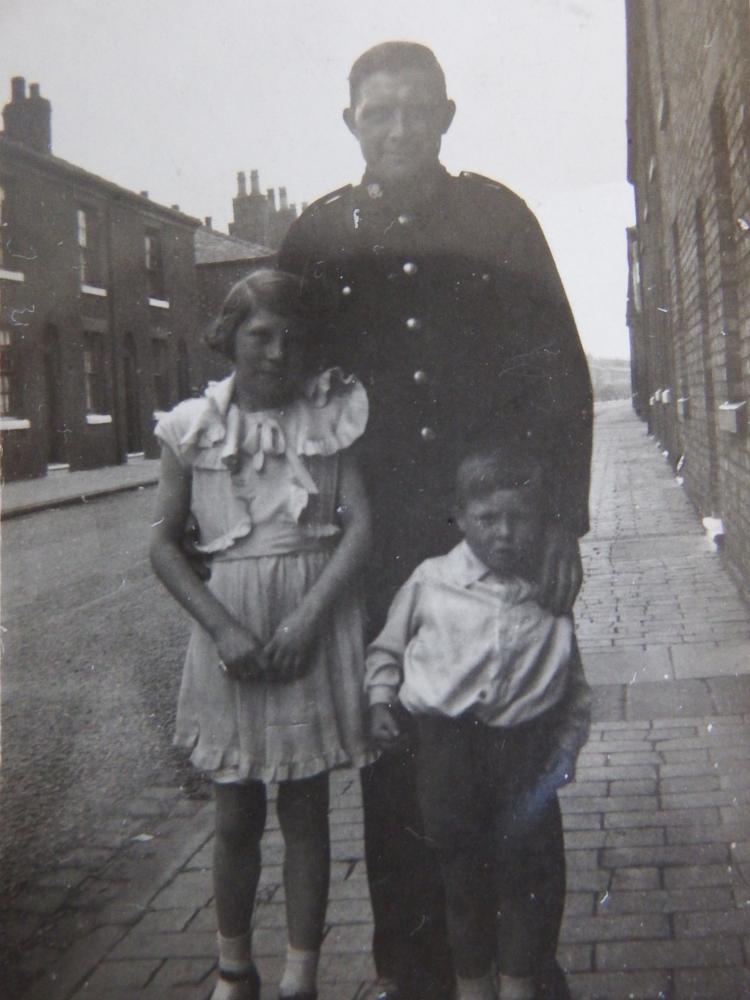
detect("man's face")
[457,487,543,578]
[343,68,455,183]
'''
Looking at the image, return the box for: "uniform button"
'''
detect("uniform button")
[341,285,352,296]
[413,370,428,385]
[397,213,412,226]
[405,317,422,331]
[478,689,488,700]
[420,426,437,442]
[402,261,418,276]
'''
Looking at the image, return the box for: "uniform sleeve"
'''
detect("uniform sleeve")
[508,204,593,537]
[364,575,422,705]
[278,212,311,276]
[551,634,591,759]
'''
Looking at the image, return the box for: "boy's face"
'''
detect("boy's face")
[343,68,455,184]
[457,487,543,578]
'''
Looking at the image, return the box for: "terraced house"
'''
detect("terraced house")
[0,76,201,481]
[626,0,750,595]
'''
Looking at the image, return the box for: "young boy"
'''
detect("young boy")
[365,440,591,1000]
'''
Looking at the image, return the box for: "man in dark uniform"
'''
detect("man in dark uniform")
[279,41,592,1000]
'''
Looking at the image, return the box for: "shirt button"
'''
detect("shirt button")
[397,213,412,226]
[420,426,437,442]
[405,317,422,331]
[413,370,428,385]
[403,261,418,276]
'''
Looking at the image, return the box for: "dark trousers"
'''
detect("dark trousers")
[360,718,454,1000]
[414,712,567,982]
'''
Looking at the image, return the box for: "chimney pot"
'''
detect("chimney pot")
[4,76,51,153]
[250,169,260,195]
[140,190,149,198]
[279,187,288,211]
[237,171,247,196]
[204,216,212,228]
[267,188,276,210]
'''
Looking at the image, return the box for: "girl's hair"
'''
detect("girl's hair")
[204,268,312,361]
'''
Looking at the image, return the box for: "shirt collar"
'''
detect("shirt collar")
[450,540,538,600]
[451,540,496,587]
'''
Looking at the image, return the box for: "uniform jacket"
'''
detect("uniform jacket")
[279,167,593,620]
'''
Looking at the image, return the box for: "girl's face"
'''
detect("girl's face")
[233,307,308,407]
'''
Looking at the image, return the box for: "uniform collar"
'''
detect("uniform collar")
[357,163,451,213]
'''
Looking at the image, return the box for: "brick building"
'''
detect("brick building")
[626,0,750,592]
[228,169,301,250]
[194,223,276,383]
[0,77,202,480]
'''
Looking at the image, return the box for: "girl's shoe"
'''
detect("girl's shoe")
[207,964,261,1000]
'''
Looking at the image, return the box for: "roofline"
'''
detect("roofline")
[0,135,201,228]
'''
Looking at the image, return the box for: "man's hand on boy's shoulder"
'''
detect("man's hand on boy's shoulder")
[538,522,583,616]
[369,703,407,752]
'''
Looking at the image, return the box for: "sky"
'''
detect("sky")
[0,0,634,357]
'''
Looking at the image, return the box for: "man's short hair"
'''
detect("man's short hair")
[455,435,546,512]
[348,41,447,106]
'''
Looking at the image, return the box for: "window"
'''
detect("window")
[83,331,105,412]
[151,337,169,409]
[77,207,102,287]
[145,231,165,300]
[0,329,21,416]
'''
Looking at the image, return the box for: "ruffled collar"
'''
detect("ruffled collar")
[177,367,367,473]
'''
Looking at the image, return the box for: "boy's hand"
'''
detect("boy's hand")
[543,748,577,789]
[538,523,582,615]
[369,703,404,752]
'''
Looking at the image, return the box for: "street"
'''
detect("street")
[1,487,198,925]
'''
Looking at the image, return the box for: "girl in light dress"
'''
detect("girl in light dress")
[150,269,373,1000]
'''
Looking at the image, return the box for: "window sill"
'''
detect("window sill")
[0,268,25,283]
[85,413,113,425]
[718,400,746,435]
[81,284,107,297]
[0,416,31,430]
[149,297,170,309]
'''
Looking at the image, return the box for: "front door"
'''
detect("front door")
[43,326,67,465]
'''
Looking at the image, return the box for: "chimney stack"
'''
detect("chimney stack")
[267,188,276,210]
[250,169,260,195]
[237,171,247,196]
[3,76,52,154]
[279,187,288,212]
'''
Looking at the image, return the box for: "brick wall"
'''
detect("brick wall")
[0,138,200,477]
[626,0,750,592]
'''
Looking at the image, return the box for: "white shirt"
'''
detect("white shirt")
[366,541,588,738]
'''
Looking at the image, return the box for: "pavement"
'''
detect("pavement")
[1,457,160,519]
[6,400,750,1000]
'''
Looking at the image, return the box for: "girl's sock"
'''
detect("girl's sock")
[217,929,253,974]
[278,944,320,997]
[498,973,535,999]
[211,931,257,1000]
[456,972,497,1000]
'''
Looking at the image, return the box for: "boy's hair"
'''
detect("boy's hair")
[204,268,312,361]
[455,436,546,512]
[348,41,447,106]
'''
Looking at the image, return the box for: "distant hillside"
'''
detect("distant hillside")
[587,355,631,401]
